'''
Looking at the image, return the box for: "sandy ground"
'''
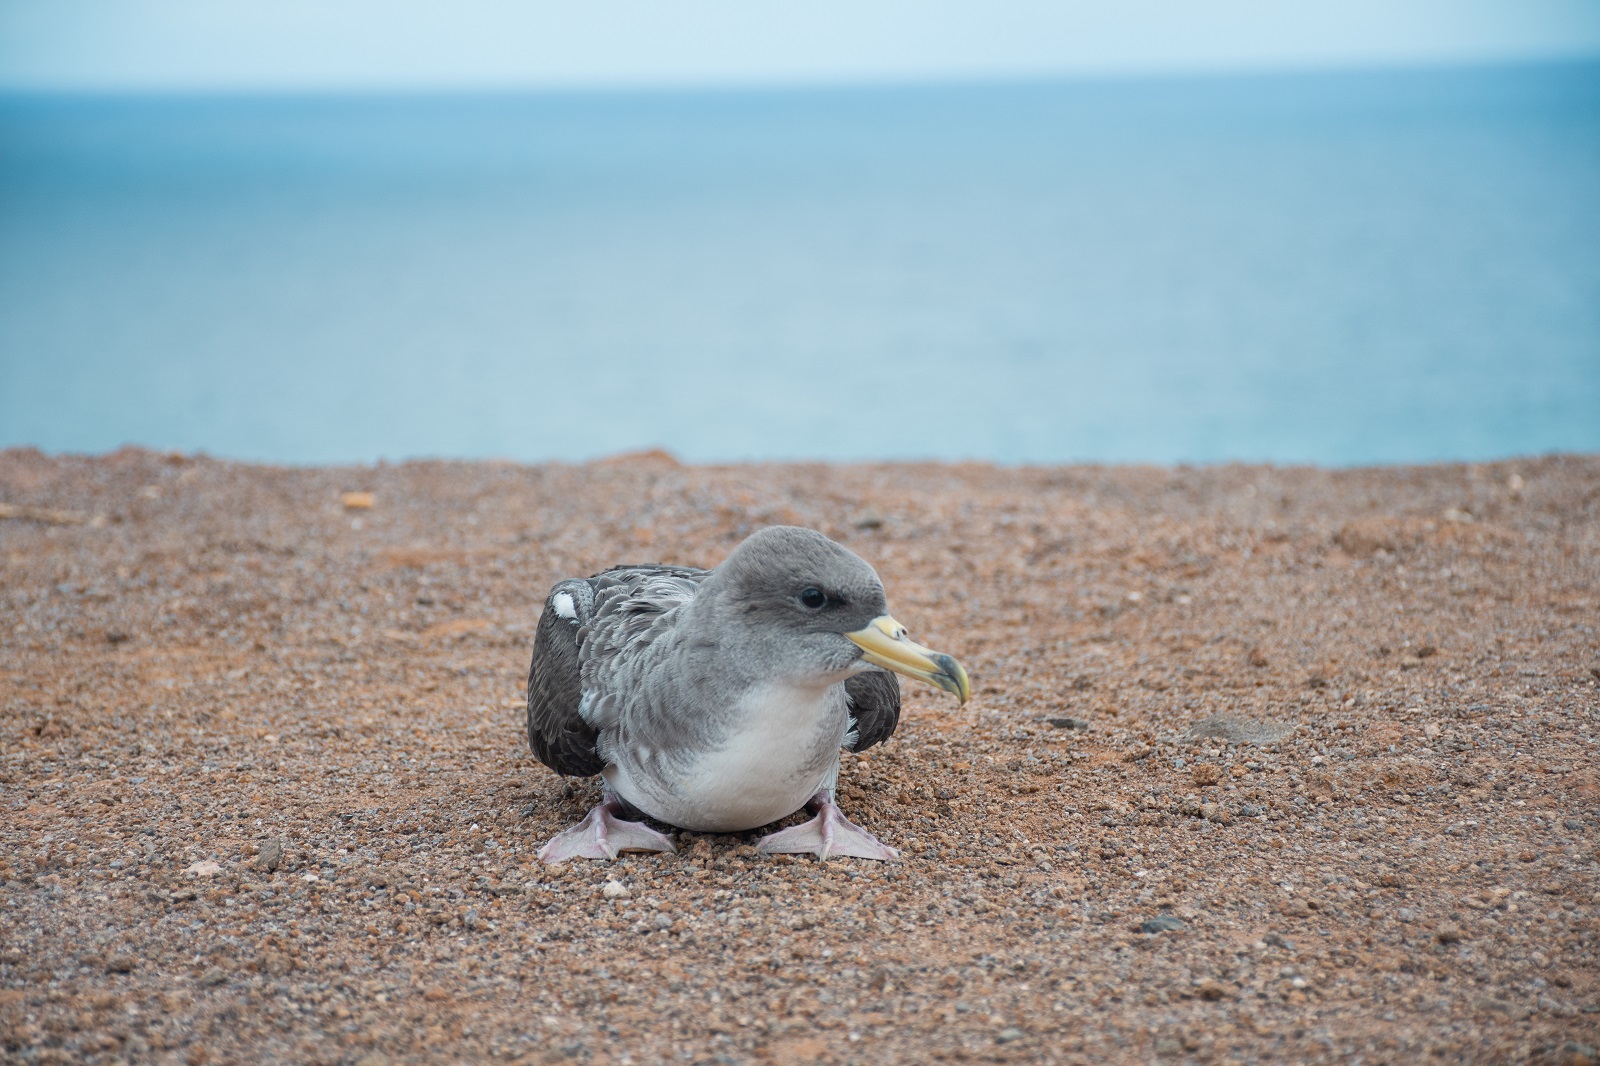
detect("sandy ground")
[1,447,1597,1065]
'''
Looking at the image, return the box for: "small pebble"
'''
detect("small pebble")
[257,839,285,873]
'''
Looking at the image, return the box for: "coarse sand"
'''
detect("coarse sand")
[1,447,1597,1064]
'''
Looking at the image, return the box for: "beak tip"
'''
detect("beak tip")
[932,653,971,707]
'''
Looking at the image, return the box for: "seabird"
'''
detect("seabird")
[526,525,970,863]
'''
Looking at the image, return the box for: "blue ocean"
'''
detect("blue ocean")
[1,62,1597,466]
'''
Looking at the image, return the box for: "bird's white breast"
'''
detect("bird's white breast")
[604,681,848,833]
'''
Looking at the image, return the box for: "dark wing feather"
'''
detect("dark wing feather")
[843,670,901,753]
[526,579,604,776]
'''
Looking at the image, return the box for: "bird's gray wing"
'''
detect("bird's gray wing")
[843,670,901,753]
[526,565,709,776]
[577,565,708,735]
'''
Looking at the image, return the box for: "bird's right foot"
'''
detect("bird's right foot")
[537,798,677,864]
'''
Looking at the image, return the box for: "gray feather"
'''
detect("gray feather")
[526,565,708,777]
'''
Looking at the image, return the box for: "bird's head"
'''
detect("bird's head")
[714,525,970,702]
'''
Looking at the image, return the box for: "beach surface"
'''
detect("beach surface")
[2,447,1597,1064]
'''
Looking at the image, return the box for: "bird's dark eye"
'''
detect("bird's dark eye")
[799,587,827,609]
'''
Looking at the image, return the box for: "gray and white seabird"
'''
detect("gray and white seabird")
[525,525,970,863]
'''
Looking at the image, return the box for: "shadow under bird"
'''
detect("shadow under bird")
[526,525,971,862]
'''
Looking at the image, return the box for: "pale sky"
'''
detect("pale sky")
[2,0,1599,91]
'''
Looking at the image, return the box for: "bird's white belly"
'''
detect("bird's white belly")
[604,682,847,833]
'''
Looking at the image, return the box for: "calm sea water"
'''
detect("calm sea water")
[2,63,1598,466]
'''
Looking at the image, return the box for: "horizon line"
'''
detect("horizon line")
[3,49,1598,98]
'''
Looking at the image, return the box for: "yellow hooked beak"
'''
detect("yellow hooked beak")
[846,615,971,705]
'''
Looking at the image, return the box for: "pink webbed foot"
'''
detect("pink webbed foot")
[538,797,677,864]
[756,791,899,862]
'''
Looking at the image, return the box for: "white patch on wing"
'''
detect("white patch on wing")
[604,681,848,833]
[552,592,577,621]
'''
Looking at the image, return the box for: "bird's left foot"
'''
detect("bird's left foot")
[756,791,899,862]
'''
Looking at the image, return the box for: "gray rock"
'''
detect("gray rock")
[257,838,286,873]
[1138,914,1184,934]
[851,509,885,530]
[1185,713,1293,745]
